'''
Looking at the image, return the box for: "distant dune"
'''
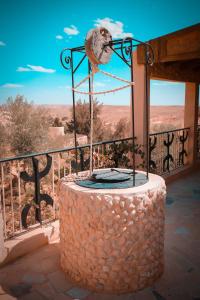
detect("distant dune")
[39,104,72,119]
[42,104,184,131]
[150,105,184,130]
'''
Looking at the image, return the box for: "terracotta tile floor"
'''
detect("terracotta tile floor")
[0,170,200,300]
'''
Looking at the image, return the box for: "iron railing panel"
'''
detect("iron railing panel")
[0,128,191,240]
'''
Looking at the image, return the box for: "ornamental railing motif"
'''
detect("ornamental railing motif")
[149,127,190,174]
[0,128,190,240]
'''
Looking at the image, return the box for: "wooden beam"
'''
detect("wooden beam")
[149,61,200,83]
[138,23,200,64]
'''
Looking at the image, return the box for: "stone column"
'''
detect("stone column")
[184,82,199,165]
[131,50,150,168]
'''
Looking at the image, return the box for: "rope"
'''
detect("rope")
[70,63,135,176]
[72,66,134,95]
[74,73,91,89]
[99,69,134,85]
[74,65,99,89]
[72,83,133,95]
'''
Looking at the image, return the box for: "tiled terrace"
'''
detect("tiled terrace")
[0,169,200,300]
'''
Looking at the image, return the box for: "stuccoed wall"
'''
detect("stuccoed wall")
[59,172,166,293]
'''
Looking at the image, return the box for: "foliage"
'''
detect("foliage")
[4,95,50,155]
[66,99,108,142]
[62,116,68,121]
[112,118,130,139]
[150,123,177,133]
[52,117,63,127]
[0,123,7,157]
[102,139,145,169]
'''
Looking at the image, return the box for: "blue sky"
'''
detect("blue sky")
[0,0,199,106]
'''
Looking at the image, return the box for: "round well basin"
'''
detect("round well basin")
[59,170,166,293]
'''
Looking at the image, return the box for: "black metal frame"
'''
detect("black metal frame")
[60,37,154,185]
[20,154,53,228]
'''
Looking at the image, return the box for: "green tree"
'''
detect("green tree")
[52,117,63,127]
[67,99,110,142]
[5,95,50,155]
[113,118,130,139]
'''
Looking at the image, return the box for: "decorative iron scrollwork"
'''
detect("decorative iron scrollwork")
[60,48,72,70]
[179,130,188,165]
[163,133,174,172]
[121,37,132,64]
[149,136,157,171]
[20,154,53,228]
[145,44,154,66]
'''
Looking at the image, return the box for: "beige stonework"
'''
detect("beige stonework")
[59,171,166,293]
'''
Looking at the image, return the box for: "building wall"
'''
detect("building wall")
[48,127,65,138]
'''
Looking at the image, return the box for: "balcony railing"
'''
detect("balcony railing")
[0,137,133,240]
[149,127,190,175]
[0,128,190,240]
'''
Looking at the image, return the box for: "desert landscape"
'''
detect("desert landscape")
[1,100,198,161]
[44,104,185,133]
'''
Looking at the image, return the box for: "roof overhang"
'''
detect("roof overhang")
[137,23,200,82]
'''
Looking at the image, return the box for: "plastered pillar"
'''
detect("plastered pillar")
[131,50,150,168]
[184,82,199,165]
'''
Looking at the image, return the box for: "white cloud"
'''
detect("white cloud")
[17,67,31,72]
[64,25,79,36]
[94,18,133,39]
[17,64,56,73]
[0,41,6,46]
[56,35,63,40]
[1,83,24,88]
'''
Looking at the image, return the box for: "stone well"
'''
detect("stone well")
[59,171,166,293]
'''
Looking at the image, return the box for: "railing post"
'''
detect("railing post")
[0,199,6,263]
[184,82,199,166]
[79,148,84,171]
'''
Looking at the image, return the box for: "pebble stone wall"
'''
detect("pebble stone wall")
[59,171,166,293]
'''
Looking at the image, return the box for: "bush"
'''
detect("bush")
[4,95,50,155]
